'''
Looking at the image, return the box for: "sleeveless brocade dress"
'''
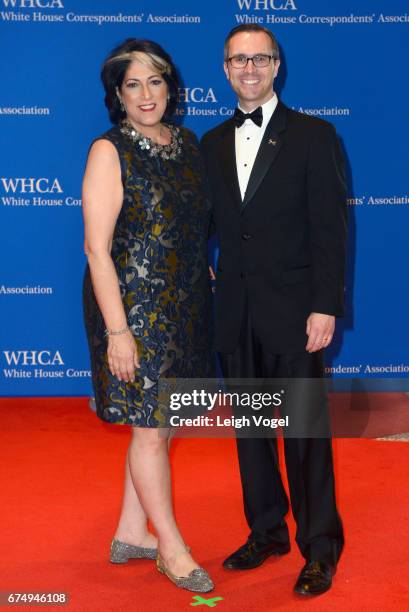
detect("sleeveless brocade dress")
[83,124,214,427]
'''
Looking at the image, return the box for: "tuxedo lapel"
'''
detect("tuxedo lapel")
[220,119,242,209]
[241,101,288,212]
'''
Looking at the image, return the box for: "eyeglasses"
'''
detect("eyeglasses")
[227,54,275,69]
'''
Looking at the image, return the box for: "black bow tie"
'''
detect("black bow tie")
[233,106,263,128]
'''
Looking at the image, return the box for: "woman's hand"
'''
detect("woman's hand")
[107,332,140,382]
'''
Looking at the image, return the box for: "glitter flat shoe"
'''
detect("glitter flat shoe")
[109,538,157,563]
[156,553,214,593]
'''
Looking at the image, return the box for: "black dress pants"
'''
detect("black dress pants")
[219,304,344,566]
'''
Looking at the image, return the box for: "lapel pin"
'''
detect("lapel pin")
[268,139,277,146]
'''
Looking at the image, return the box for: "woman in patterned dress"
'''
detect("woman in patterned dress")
[82,39,214,592]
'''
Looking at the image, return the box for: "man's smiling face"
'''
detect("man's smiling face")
[224,31,280,111]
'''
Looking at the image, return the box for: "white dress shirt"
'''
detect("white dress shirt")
[235,94,278,200]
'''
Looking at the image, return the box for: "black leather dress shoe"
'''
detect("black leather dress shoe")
[223,538,290,570]
[294,561,335,596]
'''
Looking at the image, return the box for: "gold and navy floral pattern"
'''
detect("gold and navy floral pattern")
[83,126,214,426]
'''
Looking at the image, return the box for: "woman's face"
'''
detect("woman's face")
[119,59,168,130]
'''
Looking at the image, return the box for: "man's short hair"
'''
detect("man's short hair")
[224,24,280,62]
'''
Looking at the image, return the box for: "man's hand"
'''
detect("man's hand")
[306,313,335,353]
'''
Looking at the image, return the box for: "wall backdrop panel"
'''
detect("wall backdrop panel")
[1,0,408,396]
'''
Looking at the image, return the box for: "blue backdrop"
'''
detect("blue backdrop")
[1,0,408,396]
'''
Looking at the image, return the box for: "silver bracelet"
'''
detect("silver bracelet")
[104,326,130,337]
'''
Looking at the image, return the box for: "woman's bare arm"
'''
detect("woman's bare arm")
[82,139,139,382]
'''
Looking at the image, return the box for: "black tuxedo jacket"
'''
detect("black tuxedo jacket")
[201,100,348,354]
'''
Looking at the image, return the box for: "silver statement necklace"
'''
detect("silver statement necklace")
[120,120,183,161]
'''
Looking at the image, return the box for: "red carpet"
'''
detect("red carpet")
[1,397,409,611]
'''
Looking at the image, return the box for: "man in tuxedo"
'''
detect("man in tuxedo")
[201,25,347,596]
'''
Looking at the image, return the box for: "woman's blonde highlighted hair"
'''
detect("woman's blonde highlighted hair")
[101,38,179,124]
